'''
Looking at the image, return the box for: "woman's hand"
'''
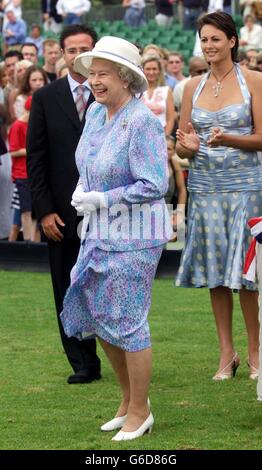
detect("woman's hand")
[207,127,224,147]
[176,122,200,153]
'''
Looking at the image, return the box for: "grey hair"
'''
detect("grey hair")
[117,64,145,95]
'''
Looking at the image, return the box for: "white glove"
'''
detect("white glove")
[72,182,84,199]
[71,190,108,213]
[71,182,86,215]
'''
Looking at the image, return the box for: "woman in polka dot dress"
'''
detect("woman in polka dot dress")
[176,12,262,381]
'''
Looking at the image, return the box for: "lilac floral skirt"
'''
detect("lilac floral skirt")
[60,241,163,352]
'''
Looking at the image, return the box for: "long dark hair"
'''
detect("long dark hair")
[19,65,48,95]
[197,12,239,62]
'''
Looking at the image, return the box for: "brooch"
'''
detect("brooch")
[122,119,128,130]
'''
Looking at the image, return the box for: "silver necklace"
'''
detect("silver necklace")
[211,65,234,98]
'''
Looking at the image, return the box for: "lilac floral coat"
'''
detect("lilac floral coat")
[76,97,172,251]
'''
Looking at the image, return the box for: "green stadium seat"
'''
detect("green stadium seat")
[90,19,195,66]
[147,19,158,30]
[167,43,181,52]
[172,24,183,34]
[180,50,192,60]
[233,15,244,28]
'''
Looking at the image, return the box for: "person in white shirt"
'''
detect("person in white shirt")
[239,14,262,51]
[2,0,22,29]
[56,0,91,25]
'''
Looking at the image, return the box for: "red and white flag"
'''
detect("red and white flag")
[243,217,262,282]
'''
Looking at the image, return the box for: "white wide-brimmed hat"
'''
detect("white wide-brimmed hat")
[74,36,148,92]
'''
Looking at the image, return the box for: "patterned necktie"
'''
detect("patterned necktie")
[75,85,87,121]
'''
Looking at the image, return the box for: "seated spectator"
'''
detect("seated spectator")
[1,0,22,28]
[21,43,38,65]
[25,24,44,56]
[122,0,146,27]
[56,0,91,25]
[223,0,232,15]
[155,0,174,27]
[41,0,62,34]
[183,0,208,31]
[240,0,253,18]
[208,0,223,12]
[3,8,26,52]
[239,14,262,51]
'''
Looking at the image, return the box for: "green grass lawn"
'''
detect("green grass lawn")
[0,271,260,450]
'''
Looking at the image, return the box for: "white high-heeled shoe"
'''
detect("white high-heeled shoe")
[111,413,154,441]
[101,397,150,432]
[101,414,127,432]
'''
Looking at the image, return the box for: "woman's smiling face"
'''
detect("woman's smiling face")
[88,58,129,109]
[200,24,235,63]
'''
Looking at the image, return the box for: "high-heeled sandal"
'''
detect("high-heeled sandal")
[247,360,259,380]
[212,352,240,381]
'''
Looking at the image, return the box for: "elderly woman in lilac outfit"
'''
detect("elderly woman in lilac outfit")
[60,36,172,442]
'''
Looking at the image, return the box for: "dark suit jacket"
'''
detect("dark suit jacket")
[41,0,62,23]
[27,76,94,239]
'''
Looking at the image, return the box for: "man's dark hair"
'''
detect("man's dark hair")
[60,25,98,50]
[4,50,23,61]
[198,12,239,62]
[21,42,39,54]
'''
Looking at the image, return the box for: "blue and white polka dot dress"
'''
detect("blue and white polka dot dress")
[176,64,262,290]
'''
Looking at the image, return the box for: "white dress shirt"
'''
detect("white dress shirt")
[240,24,262,51]
[56,0,91,15]
[67,73,91,105]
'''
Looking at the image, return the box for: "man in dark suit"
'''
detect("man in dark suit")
[27,24,101,384]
